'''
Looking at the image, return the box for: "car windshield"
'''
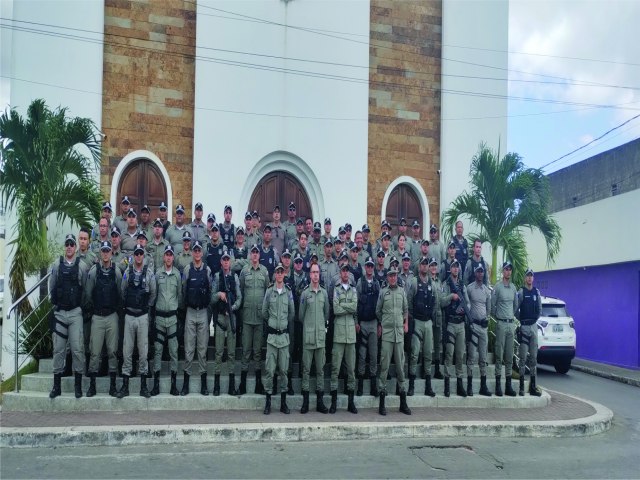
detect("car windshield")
[542,304,568,317]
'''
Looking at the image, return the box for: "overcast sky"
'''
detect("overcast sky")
[507,0,640,173]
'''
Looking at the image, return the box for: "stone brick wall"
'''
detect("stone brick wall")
[368,0,441,237]
[101,0,196,218]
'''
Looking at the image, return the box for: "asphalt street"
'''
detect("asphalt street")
[2,366,639,479]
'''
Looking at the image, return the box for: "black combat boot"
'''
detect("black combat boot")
[456,377,467,397]
[86,374,97,397]
[150,371,160,396]
[180,372,190,396]
[347,390,358,414]
[425,375,435,397]
[467,376,474,397]
[329,390,338,414]
[169,371,179,396]
[300,391,309,414]
[228,374,238,395]
[529,376,541,397]
[49,374,62,399]
[287,374,294,395]
[379,391,387,416]
[505,376,517,397]
[140,375,151,398]
[74,373,83,399]
[280,392,290,414]
[444,377,450,397]
[433,360,444,379]
[519,376,525,396]
[254,370,264,394]
[202,373,211,396]
[239,371,247,395]
[494,376,503,397]
[408,375,415,396]
[479,376,492,396]
[117,375,129,399]
[109,372,118,397]
[356,377,363,396]
[399,392,411,415]
[370,376,379,397]
[316,391,329,414]
[263,393,271,415]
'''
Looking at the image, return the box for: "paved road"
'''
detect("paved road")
[2,367,639,479]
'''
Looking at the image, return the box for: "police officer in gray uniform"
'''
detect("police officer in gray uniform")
[517,268,543,397]
[491,261,519,397]
[355,256,380,397]
[118,243,157,398]
[466,264,493,396]
[49,234,89,399]
[83,240,122,397]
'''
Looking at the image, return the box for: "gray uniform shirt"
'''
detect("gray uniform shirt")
[467,281,492,321]
[121,263,157,313]
[491,281,518,320]
[49,256,89,307]
[83,261,123,310]
[154,266,183,312]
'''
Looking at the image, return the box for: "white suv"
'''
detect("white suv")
[536,296,576,373]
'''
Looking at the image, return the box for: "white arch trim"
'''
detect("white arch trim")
[380,176,430,230]
[110,150,173,214]
[239,151,325,221]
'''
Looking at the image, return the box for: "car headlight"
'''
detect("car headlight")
[569,320,575,329]
[539,320,548,328]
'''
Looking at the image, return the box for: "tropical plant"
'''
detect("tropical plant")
[0,99,103,314]
[441,142,561,285]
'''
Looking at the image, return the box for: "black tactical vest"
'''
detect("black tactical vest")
[125,265,149,311]
[357,278,379,322]
[374,268,387,285]
[186,263,210,309]
[519,287,540,320]
[233,245,248,261]
[259,246,276,278]
[413,277,435,320]
[348,263,362,285]
[217,270,237,307]
[56,257,82,309]
[446,276,464,317]
[206,242,224,276]
[470,256,488,285]
[93,264,118,314]
[220,223,235,250]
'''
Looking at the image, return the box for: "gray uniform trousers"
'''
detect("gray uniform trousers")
[301,346,325,392]
[52,307,85,375]
[494,319,516,376]
[183,307,209,375]
[410,318,433,377]
[265,341,289,394]
[122,313,149,376]
[466,322,488,377]
[433,312,443,361]
[444,320,466,378]
[357,320,378,377]
[88,312,119,374]
[154,314,178,374]
[241,323,263,371]
[213,313,236,374]
[518,323,538,376]
[378,340,406,393]
[330,342,356,391]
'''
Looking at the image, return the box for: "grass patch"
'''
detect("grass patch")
[0,360,39,403]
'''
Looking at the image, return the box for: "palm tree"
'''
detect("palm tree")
[441,142,561,285]
[0,99,103,312]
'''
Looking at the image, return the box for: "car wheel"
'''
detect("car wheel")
[554,360,571,374]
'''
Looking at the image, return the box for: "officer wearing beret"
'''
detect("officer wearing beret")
[517,268,543,397]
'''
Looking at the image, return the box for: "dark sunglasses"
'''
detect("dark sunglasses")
[65,241,75,247]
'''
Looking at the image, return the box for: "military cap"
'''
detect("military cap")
[224,205,232,213]
[428,257,438,266]
[412,220,420,228]
[340,263,349,271]
[422,239,430,246]
[337,226,346,235]
[313,222,322,231]
[402,252,411,261]
[338,251,349,261]
[364,256,375,266]
[100,241,112,252]
[429,224,439,232]
[207,213,216,222]
[448,240,456,249]
[334,237,343,244]
[281,248,292,258]
[387,267,398,276]
[310,252,319,260]
[153,218,162,227]
[210,223,219,232]
[110,226,121,237]
[244,211,252,220]
[381,219,390,229]
[525,268,534,276]
[236,226,245,235]
[64,233,77,245]
[361,224,370,233]
[274,262,285,272]
[350,243,358,251]
[420,256,430,265]
[141,204,150,213]
[324,239,334,247]
[502,261,513,270]
[121,195,131,205]
[345,223,352,231]
[251,210,259,218]
[176,204,185,213]
[221,249,231,260]
[158,201,168,211]
[324,217,332,225]
[293,252,303,262]
[127,209,137,218]
[182,230,192,240]
[376,249,386,258]
[250,244,260,253]
[192,240,203,250]
[273,205,280,212]
[451,259,460,267]
[102,201,113,212]
[194,202,203,211]
[389,255,399,266]
[133,243,145,254]
[137,230,148,240]
[263,223,272,232]
[399,218,407,226]
[381,232,391,240]
[288,202,296,210]
[474,264,485,272]
[164,244,174,254]
[295,218,304,225]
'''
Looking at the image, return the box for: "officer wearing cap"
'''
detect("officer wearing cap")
[113,196,131,233]
[374,220,392,252]
[231,226,249,275]
[412,240,430,275]
[211,249,242,396]
[278,249,298,394]
[118,243,157,399]
[393,218,409,251]
[440,241,458,281]
[203,213,216,249]
[374,248,388,285]
[451,221,469,277]
[376,267,411,416]
[180,240,212,396]
[259,224,280,278]
[466,263,493,397]
[406,256,437,397]
[147,218,169,270]
[361,224,373,257]
[48,234,89,399]
[110,226,126,272]
[174,230,193,274]
[158,201,171,236]
[292,231,312,273]
[134,230,155,273]
[270,205,286,255]
[517,268,543,397]
[441,259,470,397]
[91,215,112,253]
[347,243,363,286]
[188,202,207,244]
[218,205,235,250]
[427,257,445,380]
[245,211,262,247]
[120,209,140,254]
[379,232,393,268]
[319,218,333,246]
[165,204,190,253]
[308,222,324,258]
[283,202,298,247]
[491,261,519,397]
[291,251,310,383]
[464,239,490,286]
[238,244,270,395]
[428,224,446,266]
[261,262,295,415]
[399,251,414,295]
[206,223,229,278]
[355,256,380,397]
[150,244,182,397]
[139,205,152,239]
[91,201,113,243]
[83,240,123,398]
[408,220,423,265]
[77,227,97,269]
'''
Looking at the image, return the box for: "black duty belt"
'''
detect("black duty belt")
[414,315,432,322]
[520,319,537,326]
[267,326,287,335]
[472,318,488,328]
[156,309,177,318]
[94,308,116,317]
[187,305,207,311]
[497,317,514,323]
[125,309,148,317]
[57,305,80,312]
[448,315,465,324]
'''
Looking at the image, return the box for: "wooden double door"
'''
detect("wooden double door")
[248,171,311,223]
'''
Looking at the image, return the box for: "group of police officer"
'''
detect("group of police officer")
[48,198,543,417]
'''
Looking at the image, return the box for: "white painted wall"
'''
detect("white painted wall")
[1,0,104,379]
[524,189,640,272]
[440,0,509,233]
[193,0,370,227]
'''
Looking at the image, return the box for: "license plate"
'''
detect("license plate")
[552,324,563,333]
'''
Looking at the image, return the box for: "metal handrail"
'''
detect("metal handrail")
[7,272,51,318]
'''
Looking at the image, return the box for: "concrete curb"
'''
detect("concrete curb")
[0,392,613,448]
[571,364,640,388]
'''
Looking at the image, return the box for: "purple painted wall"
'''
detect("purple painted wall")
[534,261,640,369]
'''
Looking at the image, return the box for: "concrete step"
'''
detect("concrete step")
[1,388,549,413]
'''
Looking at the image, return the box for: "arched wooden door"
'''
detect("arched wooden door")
[116,159,168,218]
[248,171,312,223]
[385,183,423,235]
